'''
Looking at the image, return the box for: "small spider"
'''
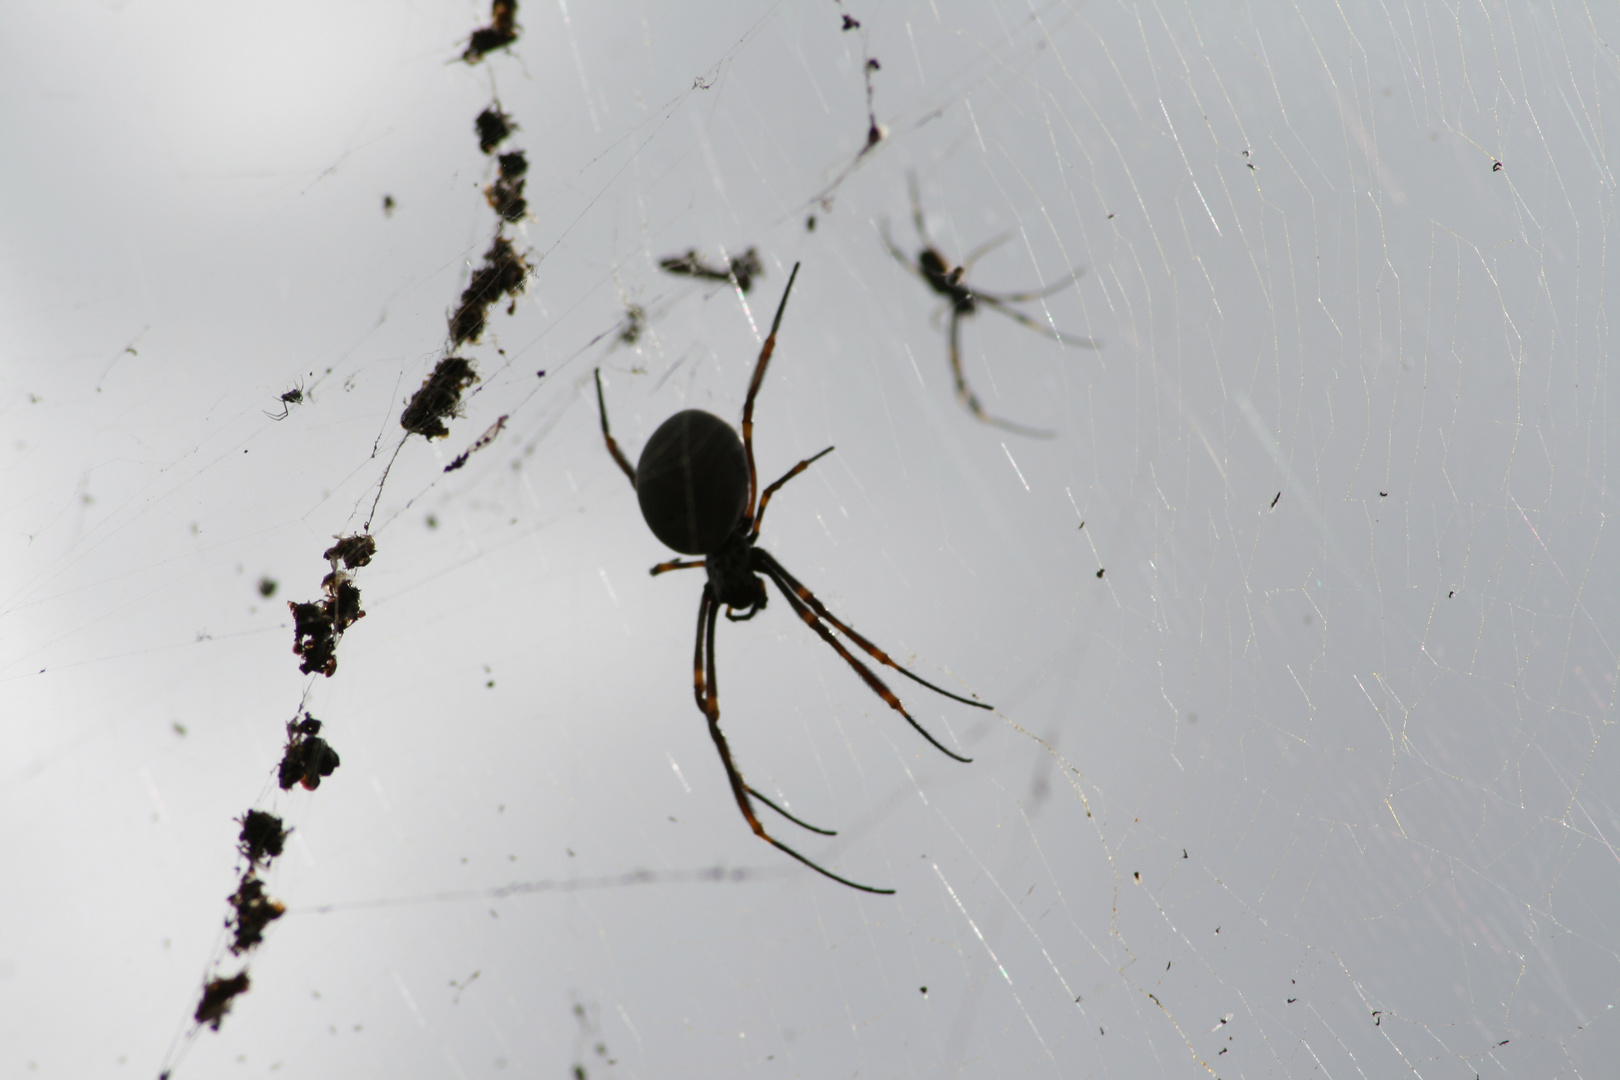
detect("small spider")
[265,381,306,421]
[594,263,991,893]
[882,174,1099,437]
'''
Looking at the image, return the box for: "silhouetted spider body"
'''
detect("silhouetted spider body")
[594,263,990,893]
[265,382,305,421]
[634,411,749,556]
[883,174,1100,437]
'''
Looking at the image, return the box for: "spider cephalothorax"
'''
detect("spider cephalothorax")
[705,532,767,619]
[916,248,976,316]
[594,262,990,893]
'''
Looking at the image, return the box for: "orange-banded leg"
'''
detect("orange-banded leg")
[593,369,638,486]
[693,584,715,717]
[651,558,706,577]
[756,550,991,714]
[692,580,891,893]
[741,263,801,519]
[753,550,973,764]
[750,445,834,541]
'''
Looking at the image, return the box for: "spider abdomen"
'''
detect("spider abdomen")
[635,409,749,555]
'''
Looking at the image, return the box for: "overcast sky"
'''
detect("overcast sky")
[3,1,1618,1077]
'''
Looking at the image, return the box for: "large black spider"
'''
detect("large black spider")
[593,262,991,893]
[882,174,1099,437]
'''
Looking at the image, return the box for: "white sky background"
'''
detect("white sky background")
[3,0,1618,1076]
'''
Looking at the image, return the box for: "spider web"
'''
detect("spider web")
[3,1,1618,1076]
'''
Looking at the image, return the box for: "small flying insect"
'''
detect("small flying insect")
[593,263,991,893]
[882,173,1099,437]
[658,246,763,293]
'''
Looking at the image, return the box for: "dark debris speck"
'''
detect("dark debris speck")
[323,533,377,569]
[227,876,286,954]
[485,150,528,222]
[237,810,288,865]
[463,0,519,63]
[448,236,530,346]
[194,972,250,1031]
[288,601,336,677]
[288,573,365,676]
[475,105,515,154]
[401,357,479,439]
[277,714,341,791]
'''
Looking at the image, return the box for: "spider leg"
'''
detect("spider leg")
[693,584,715,717]
[697,581,893,894]
[974,264,1086,303]
[651,558,706,577]
[879,219,928,283]
[750,446,835,540]
[947,309,1057,439]
[593,369,638,487]
[745,785,837,835]
[754,552,973,764]
[907,170,933,249]
[756,549,993,713]
[755,817,894,892]
[741,262,802,520]
[960,231,1013,272]
[975,294,1100,349]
